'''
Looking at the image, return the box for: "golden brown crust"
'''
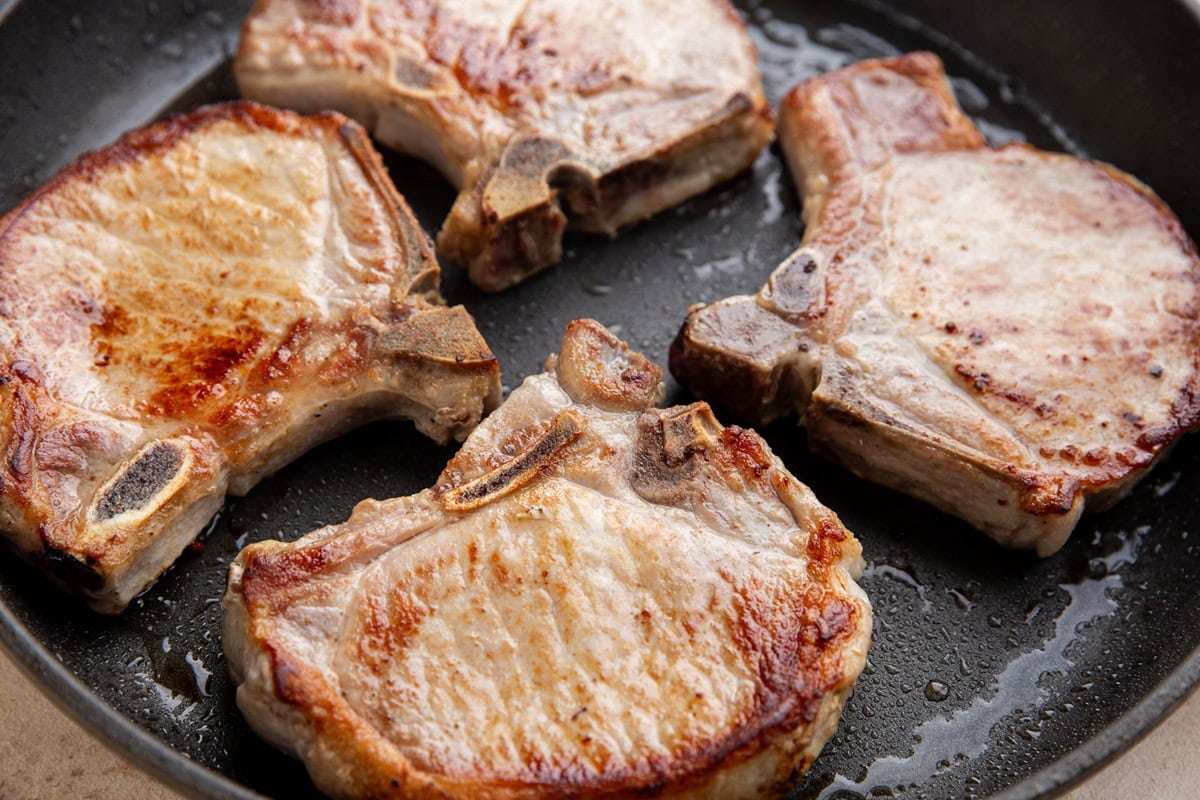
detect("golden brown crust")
[672,53,1200,554]
[0,101,500,611]
[1,103,343,234]
[779,52,983,193]
[553,319,665,411]
[236,0,775,290]
[225,320,871,799]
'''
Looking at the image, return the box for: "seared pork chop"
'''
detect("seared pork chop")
[225,319,871,799]
[672,53,1200,556]
[234,0,774,291]
[0,102,500,613]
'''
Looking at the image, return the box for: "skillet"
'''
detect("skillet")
[1,1,1199,798]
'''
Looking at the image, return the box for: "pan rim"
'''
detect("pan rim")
[994,649,1200,800]
[0,600,264,800]
[1,0,1200,797]
[4,585,1200,799]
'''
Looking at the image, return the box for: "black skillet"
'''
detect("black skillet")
[1,1,1199,798]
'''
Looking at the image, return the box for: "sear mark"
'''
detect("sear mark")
[39,543,104,591]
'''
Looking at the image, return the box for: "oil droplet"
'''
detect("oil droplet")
[820,526,1142,798]
[582,282,612,296]
[947,588,976,612]
[975,119,1027,147]
[924,680,950,702]
[815,23,901,60]
[1154,472,1181,496]
[998,75,1023,104]
[693,254,744,281]
[948,76,989,112]
[863,562,933,613]
[756,150,786,225]
[185,651,213,697]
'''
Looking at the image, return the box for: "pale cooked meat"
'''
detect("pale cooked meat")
[224,319,871,800]
[672,53,1200,557]
[234,0,774,291]
[0,102,501,613]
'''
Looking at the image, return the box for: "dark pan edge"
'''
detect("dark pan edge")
[980,0,1200,791]
[995,645,1200,800]
[4,562,1200,800]
[0,602,262,800]
[0,0,19,25]
[0,0,1198,796]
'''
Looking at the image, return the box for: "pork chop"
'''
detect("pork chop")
[224,319,871,799]
[671,53,1200,556]
[234,0,774,291]
[0,101,501,613]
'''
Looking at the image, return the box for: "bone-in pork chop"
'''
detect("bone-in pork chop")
[224,319,871,799]
[0,102,501,613]
[672,53,1200,556]
[234,0,774,291]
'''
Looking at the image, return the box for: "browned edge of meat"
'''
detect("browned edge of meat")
[224,319,872,799]
[671,53,1200,556]
[233,0,775,292]
[0,101,501,611]
[438,94,776,291]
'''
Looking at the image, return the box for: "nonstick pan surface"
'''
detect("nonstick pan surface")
[1,1,1199,798]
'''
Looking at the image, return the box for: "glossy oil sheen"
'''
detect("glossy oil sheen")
[0,1,1199,799]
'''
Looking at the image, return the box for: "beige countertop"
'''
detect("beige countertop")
[1,645,1196,799]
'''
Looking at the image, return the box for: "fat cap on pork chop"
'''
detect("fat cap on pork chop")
[234,0,774,291]
[224,319,871,800]
[671,53,1200,556]
[0,101,500,613]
